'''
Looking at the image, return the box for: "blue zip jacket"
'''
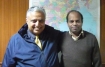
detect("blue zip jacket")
[2,24,61,67]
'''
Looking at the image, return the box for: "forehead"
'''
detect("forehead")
[68,12,81,18]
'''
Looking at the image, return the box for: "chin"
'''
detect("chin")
[72,30,77,32]
[72,31,78,33]
[33,32,39,35]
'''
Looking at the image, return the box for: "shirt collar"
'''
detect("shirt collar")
[69,30,84,41]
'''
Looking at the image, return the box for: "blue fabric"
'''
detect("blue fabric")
[2,23,61,67]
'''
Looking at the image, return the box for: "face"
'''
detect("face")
[26,11,45,35]
[67,12,83,35]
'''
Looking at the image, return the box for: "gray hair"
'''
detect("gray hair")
[26,6,46,18]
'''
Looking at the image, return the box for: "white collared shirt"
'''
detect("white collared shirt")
[69,30,84,41]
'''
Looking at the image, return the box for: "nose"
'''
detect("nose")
[35,20,40,26]
[73,21,77,25]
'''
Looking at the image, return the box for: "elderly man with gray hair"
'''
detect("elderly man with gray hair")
[2,6,62,67]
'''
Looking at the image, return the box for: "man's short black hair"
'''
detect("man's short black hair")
[66,10,83,23]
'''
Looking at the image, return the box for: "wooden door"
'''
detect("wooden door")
[0,0,29,63]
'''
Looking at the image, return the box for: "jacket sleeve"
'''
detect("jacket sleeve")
[2,37,16,67]
[92,36,102,67]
